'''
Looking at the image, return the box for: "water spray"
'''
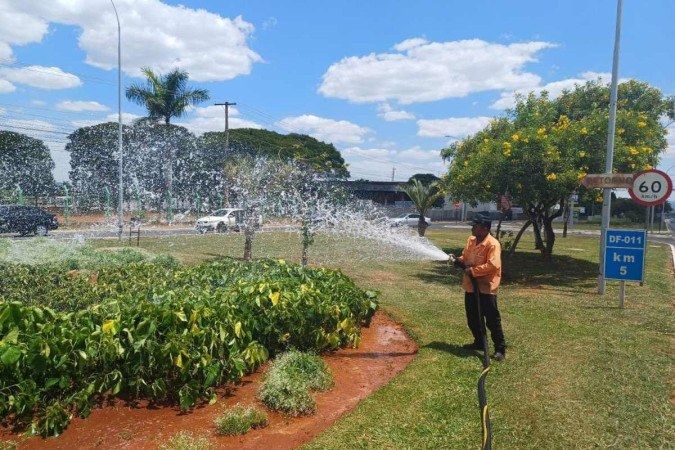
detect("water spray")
[448,253,493,450]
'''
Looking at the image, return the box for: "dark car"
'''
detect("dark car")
[0,205,59,236]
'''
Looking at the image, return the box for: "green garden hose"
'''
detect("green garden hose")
[470,273,492,450]
[449,255,493,450]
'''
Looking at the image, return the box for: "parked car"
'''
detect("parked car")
[195,208,262,233]
[390,213,431,227]
[0,205,59,236]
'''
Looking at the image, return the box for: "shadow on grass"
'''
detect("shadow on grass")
[422,341,481,360]
[415,248,598,290]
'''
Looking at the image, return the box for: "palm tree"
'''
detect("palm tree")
[402,179,443,237]
[126,68,209,217]
[125,68,209,124]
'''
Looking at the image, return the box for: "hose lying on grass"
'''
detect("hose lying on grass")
[449,254,492,450]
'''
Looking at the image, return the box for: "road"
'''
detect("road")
[2,221,673,247]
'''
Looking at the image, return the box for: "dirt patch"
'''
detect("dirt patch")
[4,312,417,449]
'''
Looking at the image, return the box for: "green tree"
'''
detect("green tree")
[0,131,56,205]
[197,128,349,179]
[125,68,209,125]
[443,80,670,258]
[401,179,443,237]
[408,173,445,208]
[126,68,209,210]
[66,122,132,210]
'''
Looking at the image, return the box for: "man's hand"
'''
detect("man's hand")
[464,267,473,275]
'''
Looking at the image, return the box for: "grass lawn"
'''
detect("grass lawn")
[92,229,674,448]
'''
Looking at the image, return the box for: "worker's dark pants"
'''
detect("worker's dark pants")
[464,292,506,353]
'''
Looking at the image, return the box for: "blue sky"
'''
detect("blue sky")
[0,0,673,195]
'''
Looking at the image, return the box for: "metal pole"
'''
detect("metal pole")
[111,0,123,241]
[598,0,623,295]
[650,205,655,233]
[618,281,625,308]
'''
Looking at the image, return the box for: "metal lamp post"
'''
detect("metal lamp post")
[110,0,123,240]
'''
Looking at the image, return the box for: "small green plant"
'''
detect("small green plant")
[258,350,333,416]
[160,431,211,450]
[214,404,268,436]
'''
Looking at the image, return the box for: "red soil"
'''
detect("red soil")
[3,312,417,449]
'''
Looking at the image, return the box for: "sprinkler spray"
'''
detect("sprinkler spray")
[448,253,493,450]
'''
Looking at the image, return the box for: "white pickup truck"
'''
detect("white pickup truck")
[195,208,262,233]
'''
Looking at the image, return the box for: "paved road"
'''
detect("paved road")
[2,221,673,247]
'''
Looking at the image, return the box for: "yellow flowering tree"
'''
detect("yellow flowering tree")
[443,80,670,259]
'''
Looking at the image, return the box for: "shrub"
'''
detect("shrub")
[259,350,333,416]
[214,404,268,436]
[0,258,377,436]
[160,431,211,450]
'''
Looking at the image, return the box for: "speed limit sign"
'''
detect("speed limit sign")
[628,169,672,206]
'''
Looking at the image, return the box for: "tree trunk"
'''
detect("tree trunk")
[417,216,428,237]
[562,200,570,238]
[301,244,308,267]
[530,210,544,250]
[243,228,254,261]
[541,200,564,259]
[495,218,503,240]
[542,217,555,259]
[507,220,531,257]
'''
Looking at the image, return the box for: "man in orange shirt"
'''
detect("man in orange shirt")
[452,217,506,361]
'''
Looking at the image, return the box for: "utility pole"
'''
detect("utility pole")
[215,101,236,152]
[111,0,123,241]
[598,0,623,295]
[391,166,396,182]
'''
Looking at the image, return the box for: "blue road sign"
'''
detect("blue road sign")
[603,229,646,282]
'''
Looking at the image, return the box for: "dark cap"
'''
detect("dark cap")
[472,215,492,229]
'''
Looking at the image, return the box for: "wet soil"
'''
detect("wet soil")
[4,311,417,449]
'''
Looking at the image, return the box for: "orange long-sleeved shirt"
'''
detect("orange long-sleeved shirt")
[458,234,502,294]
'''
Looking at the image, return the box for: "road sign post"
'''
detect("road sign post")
[603,229,646,308]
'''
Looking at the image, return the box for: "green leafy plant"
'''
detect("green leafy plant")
[258,350,333,416]
[0,258,377,436]
[214,404,268,436]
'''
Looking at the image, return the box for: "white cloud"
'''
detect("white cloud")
[0,79,14,93]
[319,38,554,104]
[0,65,81,90]
[417,116,493,138]
[393,38,428,52]
[71,112,141,128]
[342,145,447,181]
[177,105,261,135]
[277,114,370,144]
[57,100,109,112]
[3,1,261,82]
[46,141,70,182]
[377,103,415,121]
[0,2,48,61]
[490,71,612,109]
[342,147,393,159]
[664,124,675,157]
[31,100,46,106]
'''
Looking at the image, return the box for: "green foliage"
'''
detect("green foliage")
[0,258,376,436]
[160,431,211,450]
[258,350,333,416]
[444,80,671,256]
[402,179,444,236]
[198,129,350,179]
[126,68,209,125]
[0,131,56,201]
[214,404,268,436]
